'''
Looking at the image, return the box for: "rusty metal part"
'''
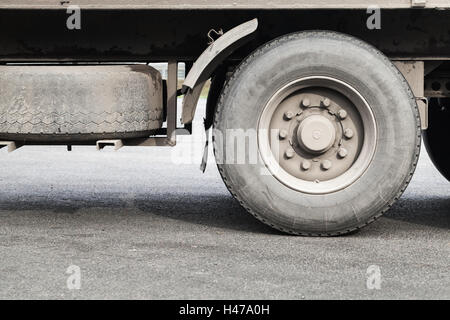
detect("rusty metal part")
[181,19,258,125]
[0,1,448,9]
[258,76,377,194]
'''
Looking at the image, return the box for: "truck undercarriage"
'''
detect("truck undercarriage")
[0,3,448,235]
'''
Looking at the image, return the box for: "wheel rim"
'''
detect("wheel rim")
[258,76,377,194]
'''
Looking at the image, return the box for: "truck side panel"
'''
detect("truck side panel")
[1,9,450,62]
[1,0,450,9]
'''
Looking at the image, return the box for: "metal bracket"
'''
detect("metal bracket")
[96,139,124,151]
[416,97,429,130]
[165,59,178,146]
[0,141,20,152]
[393,60,428,130]
[207,28,224,45]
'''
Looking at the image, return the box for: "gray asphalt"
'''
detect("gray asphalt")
[0,101,448,300]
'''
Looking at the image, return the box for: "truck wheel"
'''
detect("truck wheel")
[423,98,450,181]
[213,31,421,236]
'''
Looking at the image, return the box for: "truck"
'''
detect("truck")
[0,1,448,236]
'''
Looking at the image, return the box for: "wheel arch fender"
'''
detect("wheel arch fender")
[181,19,258,125]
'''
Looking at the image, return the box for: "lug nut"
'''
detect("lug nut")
[338,148,348,158]
[284,111,294,120]
[321,160,332,170]
[279,129,288,139]
[338,109,348,120]
[301,160,311,171]
[322,98,331,108]
[285,148,295,159]
[302,98,311,107]
[344,128,354,139]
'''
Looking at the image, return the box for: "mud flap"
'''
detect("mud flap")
[200,120,210,173]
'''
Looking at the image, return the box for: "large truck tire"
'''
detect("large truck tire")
[213,31,421,236]
[423,98,450,181]
[0,65,163,142]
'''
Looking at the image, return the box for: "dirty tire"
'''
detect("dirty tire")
[0,65,163,142]
[213,31,421,236]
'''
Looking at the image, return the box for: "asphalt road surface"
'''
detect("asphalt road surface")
[0,101,448,300]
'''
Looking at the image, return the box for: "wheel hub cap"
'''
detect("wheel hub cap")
[297,115,335,154]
